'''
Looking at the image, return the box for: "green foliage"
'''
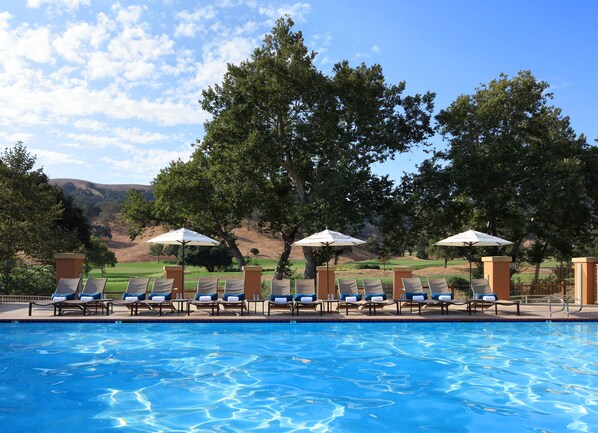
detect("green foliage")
[0,143,91,290]
[446,276,470,294]
[199,17,435,279]
[84,236,117,276]
[0,263,55,296]
[185,246,233,272]
[148,243,167,261]
[355,264,380,270]
[386,71,596,266]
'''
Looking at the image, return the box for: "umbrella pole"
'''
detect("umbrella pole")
[181,241,186,299]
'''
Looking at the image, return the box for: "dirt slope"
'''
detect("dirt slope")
[108,224,376,263]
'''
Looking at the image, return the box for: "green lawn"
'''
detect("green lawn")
[89,256,563,296]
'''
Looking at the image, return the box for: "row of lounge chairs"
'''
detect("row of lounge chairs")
[28,275,520,317]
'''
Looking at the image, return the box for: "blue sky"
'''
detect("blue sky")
[1,0,597,185]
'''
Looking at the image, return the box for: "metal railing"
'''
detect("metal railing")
[0,295,51,303]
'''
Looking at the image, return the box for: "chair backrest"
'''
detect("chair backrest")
[295,279,316,296]
[55,277,81,295]
[363,279,384,296]
[224,279,245,295]
[126,278,150,295]
[471,279,492,296]
[401,277,424,293]
[151,278,174,295]
[271,279,291,296]
[81,278,107,296]
[196,277,218,296]
[338,279,359,295]
[427,278,450,295]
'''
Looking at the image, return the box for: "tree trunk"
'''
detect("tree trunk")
[303,247,317,279]
[531,241,549,290]
[215,227,245,271]
[275,238,293,279]
[274,226,298,279]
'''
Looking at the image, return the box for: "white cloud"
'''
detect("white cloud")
[372,45,380,53]
[30,148,87,165]
[174,7,217,38]
[256,2,311,22]
[26,0,91,13]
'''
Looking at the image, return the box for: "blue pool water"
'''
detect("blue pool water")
[0,322,596,432]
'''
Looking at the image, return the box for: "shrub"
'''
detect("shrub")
[355,264,380,270]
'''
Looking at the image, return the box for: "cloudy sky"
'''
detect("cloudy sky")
[1,0,597,185]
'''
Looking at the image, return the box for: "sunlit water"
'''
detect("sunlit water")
[0,322,596,432]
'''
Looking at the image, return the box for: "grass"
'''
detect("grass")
[89,256,562,295]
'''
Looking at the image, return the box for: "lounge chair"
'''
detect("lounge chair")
[111,277,150,316]
[188,277,220,315]
[470,278,520,315]
[57,278,109,316]
[400,277,440,314]
[337,279,365,315]
[427,277,469,315]
[219,279,246,315]
[28,277,81,316]
[293,279,323,316]
[363,279,399,315]
[136,278,175,316]
[267,279,293,315]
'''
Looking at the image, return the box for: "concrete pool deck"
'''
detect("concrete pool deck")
[1,301,597,322]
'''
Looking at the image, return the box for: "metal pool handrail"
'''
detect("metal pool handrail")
[511,294,567,317]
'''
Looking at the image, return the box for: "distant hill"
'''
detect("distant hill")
[51,178,375,263]
[51,178,152,221]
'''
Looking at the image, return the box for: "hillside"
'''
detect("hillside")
[51,178,152,193]
[109,222,376,263]
[52,178,376,264]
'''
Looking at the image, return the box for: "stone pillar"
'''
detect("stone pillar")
[243,266,263,299]
[482,256,512,300]
[392,267,413,300]
[54,253,84,295]
[163,266,183,298]
[572,257,598,305]
[317,265,336,299]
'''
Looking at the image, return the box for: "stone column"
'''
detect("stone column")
[163,265,183,298]
[572,257,598,305]
[243,266,263,299]
[317,265,336,299]
[54,253,84,296]
[482,256,512,300]
[392,267,413,300]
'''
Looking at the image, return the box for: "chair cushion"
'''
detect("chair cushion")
[365,293,387,301]
[223,293,245,301]
[150,293,172,301]
[122,292,146,301]
[405,292,428,300]
[294,294,316,302]
[431,292,453,300]
[79,292,101,300]
[270,294,292,302]
[340,293,362,301]
[475,293,498,300]
[53,293,75,300]
[195,293,218,301]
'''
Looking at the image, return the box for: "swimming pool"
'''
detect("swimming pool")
[0,322,596,432]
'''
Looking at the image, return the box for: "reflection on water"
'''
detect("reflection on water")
[0,322,596,432]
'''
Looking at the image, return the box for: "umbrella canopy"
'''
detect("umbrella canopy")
[147,228,219,297]
[434,229,513,247]
[146,228,220,247]
[435,229,512,290]
[293,229,366,248]
[293,229,365,297]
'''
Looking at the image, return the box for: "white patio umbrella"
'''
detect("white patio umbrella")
[435,229,512,286]
[146,228,220,297]
[293,229,366,297]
